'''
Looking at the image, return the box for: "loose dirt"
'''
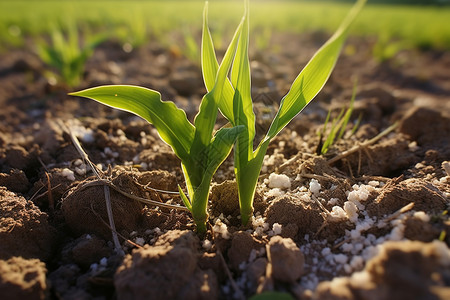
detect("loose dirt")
[0,32,449,299]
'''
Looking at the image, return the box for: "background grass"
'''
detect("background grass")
[0,1,449,53]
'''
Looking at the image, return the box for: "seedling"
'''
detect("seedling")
[201,0,366,225]
[70,9,247,233]
[70,0,365,232]
[115,10,149,52]
[317,82,361,155]
[37,21,104,88]
[182,28,200,64]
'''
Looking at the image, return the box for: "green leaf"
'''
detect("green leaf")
[201,1,241,123]
[205,125,245,175]
[248,292,294,300]
[201,2,218,92]
[192,6,244,150]
[70,85,195,161]
[231,0,255,160]
[337,81,357,140]
[266,0,366,141]
[178,185,192,211]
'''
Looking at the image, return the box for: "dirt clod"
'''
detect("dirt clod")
[315,240,450,300]
[367,177,448,217]
[265,195,325,237]
[0,256,48,300]
[115,230,216,300]
[266,236,305,284]
[228,231,265,271]
[0,187,56,261]
[61,169,145,240]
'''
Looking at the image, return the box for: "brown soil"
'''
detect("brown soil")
[0,31,449,300]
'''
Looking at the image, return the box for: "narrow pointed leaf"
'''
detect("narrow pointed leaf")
[70,85,195,161]
[266,0,366,141]
[193,13,244,148]
[178,185,192,211]
[201,2,242,123]
[201,2,219,92]
[205,125,245,174]
[231,0,255,160]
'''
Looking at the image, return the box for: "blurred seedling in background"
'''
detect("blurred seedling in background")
[317,82,361,156]
[115,10,149,53]
[181,27,201,64]
[36,20,104,88]
[372,31,410,63]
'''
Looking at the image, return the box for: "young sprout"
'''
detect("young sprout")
[70,6,247,233]
[202,0,366,225]
[37,20,104,88]
[317,82,361,155]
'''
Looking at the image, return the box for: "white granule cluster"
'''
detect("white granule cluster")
[90,257,108,273]
[333,253,348,264]
[330,206,347,220]
[212,213,232,226]
[334,210,411,274]
[297,192,313,203]
[116,129,127,142]
[309,179,321,195]
[202,239,212,251]
[342,183,377,223]
[327,198,339,206]
[73,159,87,176]
[213,219,230,239]
[408,141,420,151]
[267,173,291,190]
[413,211,430,222]
[104,147,119,159]
[134,237,145,246]
[295,180,430,292]
[71,124,95,144]
[61,168,75,181]
[252,214,270,236]
[344,201,359,223]
[100,257,108,266]
[272,223,282,235]
[265,188,284,198]
[388,219,406,241]
[139,131,148,146]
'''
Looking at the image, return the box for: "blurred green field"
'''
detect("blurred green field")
[1,0,449,53]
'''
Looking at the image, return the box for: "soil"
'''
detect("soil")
[0,31,449,300]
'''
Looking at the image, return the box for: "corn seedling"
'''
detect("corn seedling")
[317,83,361,155]
[202,0,366,225]
[115,10,149,52]
[37,21,104,88]
[372,32,409,63]
[181,27,200,64]
[69,7,248,233]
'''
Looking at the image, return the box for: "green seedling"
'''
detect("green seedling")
[317,83,361,155]
[182,28,200,64]
[37,21,104,88]
[115,10,149,52]
[70,7,247,233]
[201,0,366,225]
[372,32,409,63]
